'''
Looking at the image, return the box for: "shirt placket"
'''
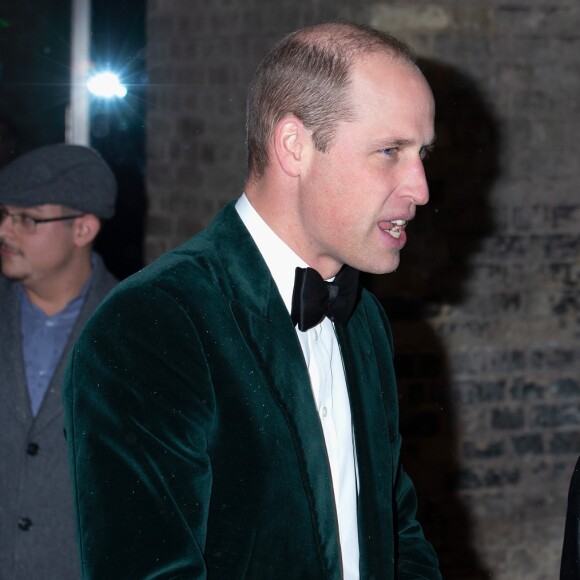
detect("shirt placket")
[308,321,340,500]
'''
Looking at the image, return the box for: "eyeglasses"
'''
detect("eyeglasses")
[0,207,85,235]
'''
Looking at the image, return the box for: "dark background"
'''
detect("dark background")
[0,0,147,279]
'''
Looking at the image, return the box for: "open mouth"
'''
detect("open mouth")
[381,219,407,239]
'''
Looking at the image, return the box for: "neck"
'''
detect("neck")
[245,186,342,280]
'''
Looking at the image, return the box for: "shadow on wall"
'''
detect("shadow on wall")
[363,59,500,579]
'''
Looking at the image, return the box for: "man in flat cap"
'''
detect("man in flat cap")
[0,143,118,579]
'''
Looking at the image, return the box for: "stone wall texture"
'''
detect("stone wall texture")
[146,1,580,578]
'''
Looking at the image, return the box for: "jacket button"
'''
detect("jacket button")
[26,442,39,456]
[18,517,32,531]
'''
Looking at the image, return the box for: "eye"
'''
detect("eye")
[379,147,398,158]
[20,214,38,229]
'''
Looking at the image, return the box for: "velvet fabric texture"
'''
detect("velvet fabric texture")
[64,202,441,579]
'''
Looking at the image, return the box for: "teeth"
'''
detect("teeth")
[380,219,408,239]
[381,219,407,239]
[387,227,402,239]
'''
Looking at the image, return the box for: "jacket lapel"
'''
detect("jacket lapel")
[210,203,343,579]
[336,302,395,578]
[0,281,33,425]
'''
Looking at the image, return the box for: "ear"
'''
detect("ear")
[73,214,101,248]
[273,115,312,177]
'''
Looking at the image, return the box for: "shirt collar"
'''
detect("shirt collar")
[235,193,308,315]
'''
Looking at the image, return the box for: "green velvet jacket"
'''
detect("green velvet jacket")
[64,202,441,579]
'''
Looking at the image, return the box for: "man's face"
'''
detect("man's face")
[0,204,78,288]
[296,54,435,278]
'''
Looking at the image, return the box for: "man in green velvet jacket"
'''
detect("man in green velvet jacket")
[64,22,441,579]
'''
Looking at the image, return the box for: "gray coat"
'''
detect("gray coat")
[0,254,117,579]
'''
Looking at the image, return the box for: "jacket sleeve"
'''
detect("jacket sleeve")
[64,281,215,579]
[392,435,443,579]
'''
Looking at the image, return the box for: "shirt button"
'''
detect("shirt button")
[322,406,328,417]
[18,517,32,531]
[26,442,39,456]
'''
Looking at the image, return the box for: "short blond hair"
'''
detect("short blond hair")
[246,21,416,179]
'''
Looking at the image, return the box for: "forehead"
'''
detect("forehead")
[346,54,435,139]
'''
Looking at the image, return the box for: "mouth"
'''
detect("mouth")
[380,219,408,239]
[0,241,19,256]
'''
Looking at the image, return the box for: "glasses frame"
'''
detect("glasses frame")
[0,207,86,234]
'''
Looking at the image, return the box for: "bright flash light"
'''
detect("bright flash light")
[86,72,127,98]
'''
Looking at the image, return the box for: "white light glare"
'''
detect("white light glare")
[86,72,127,98]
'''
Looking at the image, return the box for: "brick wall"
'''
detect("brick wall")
[145,0,339,257]
[146,1,580,578]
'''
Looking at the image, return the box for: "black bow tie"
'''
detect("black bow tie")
[291,265,360,332]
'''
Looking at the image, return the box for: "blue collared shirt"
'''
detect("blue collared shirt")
[20,262,94,416]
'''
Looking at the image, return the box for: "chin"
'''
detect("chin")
[358,257,400,276]
[1,268,25,282]
[343,247,401,275]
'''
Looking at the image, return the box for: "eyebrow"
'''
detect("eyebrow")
[22,205,51,215]
[373,135,437,148]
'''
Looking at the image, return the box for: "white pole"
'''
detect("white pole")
[67,0,91,144]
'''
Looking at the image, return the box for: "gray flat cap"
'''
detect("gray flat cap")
[0,143,117,218]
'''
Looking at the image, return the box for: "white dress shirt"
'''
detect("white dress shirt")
[236,194,360,579]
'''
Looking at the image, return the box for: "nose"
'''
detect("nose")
[402,157,429,206]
